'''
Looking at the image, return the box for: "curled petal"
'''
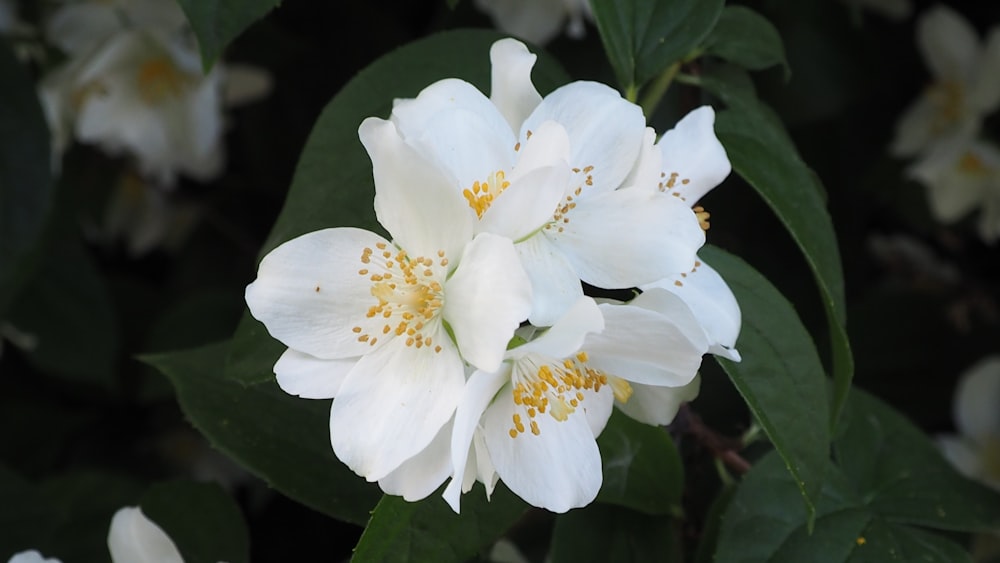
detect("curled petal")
[107,507,183,563]
[655,106,731,204]
[515,296,604,360]
[391,78,509,140]
[489,38,542,133]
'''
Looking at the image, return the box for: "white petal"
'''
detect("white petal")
[483,386,602,512]
[473,0,567,45]
[620,127,661,194]
[515,234,583,326]
[908,137,989,222]
[890,96,947,158]
[444,233,533,371]
[222,63,273,107]
[616,376,701,426]
[641,258,742,360]
[45,4,120,53]
[274,348,357,399]
[587,292,708,387]
[329,336,465,480]
[379,420,454,502]
[391,78,512,139]
[917,5,980,82]
[521,81,646,193]
[7,551,61,563]
[444,367,510,513]
[244,228,393,360]
[580,384,615,437]
[490,38,543,132]
[359,117,474,259]
[514,296,603,360]
[953,356,1000,442]
[655,106,731,204]
[553,188,705,289]
[479,163,569,240]
[107,507,184,563]
[969,29,1000,113]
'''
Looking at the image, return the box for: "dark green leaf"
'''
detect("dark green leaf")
[0,39,53,316]
[589,0,724,93]
[714,104,854,427]
[176,0,279,70]
[141,481,249,563]
[550,503,680,563]
[701,245,829,525]
[0,465,53,557]
[687,62,759,111]
[595,409,683,516]
[143,343,382,525]
[714,387,1000,562]
[703,6,790,79]
[351,484,528,563]
[226,29,570,386]
[7,234,118,388]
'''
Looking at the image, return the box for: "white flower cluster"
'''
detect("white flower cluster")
[245,38,741,513]
[892,4,1000,242]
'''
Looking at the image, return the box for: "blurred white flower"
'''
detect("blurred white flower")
[107,506,185,563]
[891,5,1000,157]
[45,0,190,54]
[6,551,61,563]
[938,356,1000,492]
[474,0,591,45]
[445,291,711,513]
[908,136,1000,242]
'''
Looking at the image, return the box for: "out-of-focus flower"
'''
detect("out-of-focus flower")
[107,506,185,563]
[841,0,912,21]
[938,356,1000,492]
[45,0,189,54]
[474,0,591,45]
[890,5,1000,157]
[908,136,1000,243]
[391,38,705,325]
[6,551,61,563]
[445,292,712,513]
[93,172,202,256]
[245,121,533,495]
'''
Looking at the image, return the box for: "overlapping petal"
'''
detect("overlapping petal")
[274,349,357,400]
[489,38,543,133]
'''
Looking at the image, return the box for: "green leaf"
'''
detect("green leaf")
[701,245,829,526]
[175,0,279,70]
[589,0,724,93]
[7,234,118,389]
[713,387,1000,562]
[685,62,759,110]
[550,503,680,563]
[143,343,382,526]
[703,6,790,79]
[351,484,528,563]
[141,481,250,563]
[595,409,683,516]
[714,103,854,428]
[225,29,570,386]
[0,39,53,316]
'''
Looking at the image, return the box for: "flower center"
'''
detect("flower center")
[958,151,992,177]
[136,56,186,105]
[928,80,964,133]
[545,165,593,234]
[507,350,632,438]
[351,241,448,352]
[463,170,510,218]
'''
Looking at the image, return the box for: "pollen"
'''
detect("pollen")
[693,205,710,231]
[136,56,187,105]
[545,165,594,232]
[463,170,511,218]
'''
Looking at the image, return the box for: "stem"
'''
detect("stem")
[714,457,735,487]
[638,62,681,118]
[624,83,639,104]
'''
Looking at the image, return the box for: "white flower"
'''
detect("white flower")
[445,291,710,513]
[627,106,741,359]
[6,551,61,563]
[938,356,1000,492]
[391,39,705,325]
[107,506,185,563]
[474,0,591,45]
[45,0,190,54]
[245,117,533,491]
[890,5,1000,157]
[908,136,1000,242]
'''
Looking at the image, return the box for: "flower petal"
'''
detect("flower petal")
[489,38,543,133]
[444,367,510,513]
[274,348,357,399]
[379,419,454,502]
[969,29,1000,112]
[479,163,569,240]
[359,117,474,259]
[654,106,731,205]
[515,234,583,326]
[616,376,701,426]
[953,356,1000,442]
[521,81,645,193]
[553,188,705,289]
[907,137,990,223]
[483,385,602,512]
[329,336,465,480]
[391,78,512,139]
[641,258,742,360]
[245,228,393,360]
[917,5,979,82]
[587,291,708,387]
[474,0,568,46]
[107,507,184,563]
[514,296,603,360]
[580,384,615,437]
[444,233,533,372]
